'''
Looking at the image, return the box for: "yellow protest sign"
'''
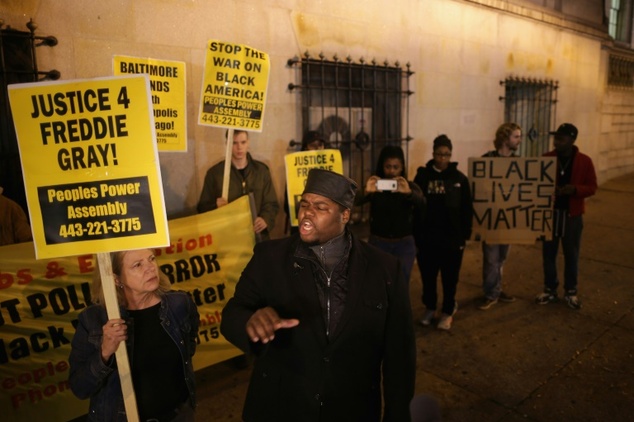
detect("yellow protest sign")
[8,75,169,259]
[0,241,91,422]
[198,40,269,131]
[469,156,557,244]
[114,55,188,152]
[0,196,253,422]
[158,197,254,369]
[285,149,344,226]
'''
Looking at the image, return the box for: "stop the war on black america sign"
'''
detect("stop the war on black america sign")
[198,40,269,131]
[469,156,557,244]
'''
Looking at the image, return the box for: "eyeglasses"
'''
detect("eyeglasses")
[433,153,452,158]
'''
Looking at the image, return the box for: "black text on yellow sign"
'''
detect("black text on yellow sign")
[28,86,133,171]
[284,150,344,227]
[37,177,157,245]
[9,75,168,259]
[199,41,270,131]
[114,56,188,151]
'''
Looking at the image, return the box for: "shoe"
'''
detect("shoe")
[437,302,458,330]
[535,290,558,305]
[564,294,582,310]
[499,291,516,303]
[478,297,498,310]
[420,309,435,326]
[437,314,453,330]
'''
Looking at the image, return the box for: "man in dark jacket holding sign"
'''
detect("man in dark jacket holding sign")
[221,169,415,422]
[197,129,278,241]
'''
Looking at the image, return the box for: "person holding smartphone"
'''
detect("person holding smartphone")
[358,145,424,284]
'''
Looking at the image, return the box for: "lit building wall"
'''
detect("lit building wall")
[3,0,626,237]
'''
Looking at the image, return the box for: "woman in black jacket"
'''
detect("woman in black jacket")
[414,135,473,330]
[358,145,423,284]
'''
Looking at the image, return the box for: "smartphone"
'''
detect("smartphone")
[376,179,398,192]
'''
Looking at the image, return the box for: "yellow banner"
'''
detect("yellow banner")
[469,157,557,244]
[0,196,253,422]
[8,75,169,259]
[285,149,343,226]
[114,55,188,152]
[198,40,269,132]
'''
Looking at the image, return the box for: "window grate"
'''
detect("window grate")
[608,54,634,88]
[288,52,413,198]
[0,19,58,214]
[499,77,558,157]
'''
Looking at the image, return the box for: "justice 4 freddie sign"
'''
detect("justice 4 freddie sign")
[285,150,344,227]
[8,75,169,259]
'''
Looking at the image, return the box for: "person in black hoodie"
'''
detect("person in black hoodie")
[414,134,473,330]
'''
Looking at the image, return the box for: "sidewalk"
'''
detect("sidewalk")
[194,172,634,421]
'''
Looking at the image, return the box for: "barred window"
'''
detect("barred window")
[288,53,413,197]
[500,77,558,157]
[0,20,58,215]
[608,54,634,88]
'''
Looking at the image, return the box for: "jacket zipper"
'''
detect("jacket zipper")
[319,246,333,337]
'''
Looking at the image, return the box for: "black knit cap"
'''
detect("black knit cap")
[433,134,453,151]
[303,169,358,209]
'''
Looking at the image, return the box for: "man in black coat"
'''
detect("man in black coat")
[221,169,416,422]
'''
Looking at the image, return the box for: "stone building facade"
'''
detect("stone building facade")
[3,0,633,237]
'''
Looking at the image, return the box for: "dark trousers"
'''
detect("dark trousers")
[542,214,583,294]
[417,243,464,315]
[369,235,417,284]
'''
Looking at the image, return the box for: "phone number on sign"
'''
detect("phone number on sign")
[58,218,141,238]
[195,326,220,344]
[201,114,261,129]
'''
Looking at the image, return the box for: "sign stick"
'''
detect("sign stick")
[221,128,234,200]
[97,252,140,422]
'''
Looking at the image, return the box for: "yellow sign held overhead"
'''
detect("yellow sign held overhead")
[114,55,188,152]
[8,75,169,259]
[198,40,269,131]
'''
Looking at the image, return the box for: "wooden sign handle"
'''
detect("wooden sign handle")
[221,128,234,200]
[97,252,139,422]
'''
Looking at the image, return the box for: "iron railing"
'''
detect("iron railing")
[0,18,59,214]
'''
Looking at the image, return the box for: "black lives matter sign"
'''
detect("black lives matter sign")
[469,157,557,244]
